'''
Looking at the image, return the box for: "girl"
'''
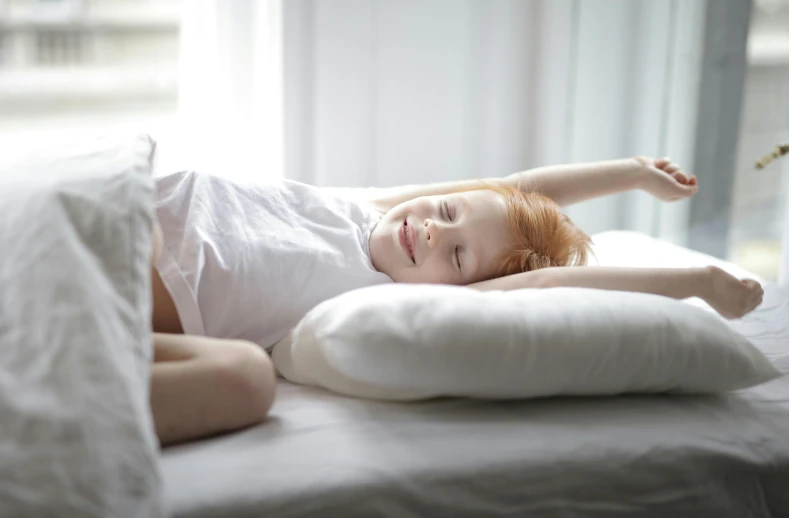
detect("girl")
[149,156,764,446]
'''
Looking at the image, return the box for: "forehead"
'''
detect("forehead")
[458,189,506,214]
[455,190,513,280]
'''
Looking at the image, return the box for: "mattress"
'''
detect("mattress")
[160,231,789,518]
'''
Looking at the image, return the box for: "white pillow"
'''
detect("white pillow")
[271,284,781,401]
[0,133,165,517]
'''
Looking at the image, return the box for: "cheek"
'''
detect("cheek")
[416,258,454,285]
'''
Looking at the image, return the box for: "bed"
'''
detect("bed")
[160,231,789,518]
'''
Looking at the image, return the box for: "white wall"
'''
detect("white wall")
[284,0,705,238]
[284,0,545,188]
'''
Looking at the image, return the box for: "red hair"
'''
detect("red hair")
[467,183,592,277]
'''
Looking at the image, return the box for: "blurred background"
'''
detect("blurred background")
[0,0,787,281]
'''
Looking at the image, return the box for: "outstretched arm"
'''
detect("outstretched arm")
[470,265,763,320]
[367,157,697,212]
[505,159,645,206]
[504,157,697,206]
[366,177,498,213]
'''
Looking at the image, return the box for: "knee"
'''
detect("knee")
[212,340,277,423]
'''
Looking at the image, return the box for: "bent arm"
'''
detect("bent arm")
[470,266,708,301]
[366,158,647,212]
[503,158,647,207]
[366,177,501,213]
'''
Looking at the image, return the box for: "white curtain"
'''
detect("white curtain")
[282,0,705,242]
[173,0,283,182]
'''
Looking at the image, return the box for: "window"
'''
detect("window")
[0,0,180,154]
[729,0,789,280]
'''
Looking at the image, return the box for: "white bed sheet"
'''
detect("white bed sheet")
[160,231,789,518]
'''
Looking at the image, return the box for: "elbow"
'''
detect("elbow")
[215,341,277,425]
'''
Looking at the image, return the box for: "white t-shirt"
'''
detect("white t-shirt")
[154,171,393,350]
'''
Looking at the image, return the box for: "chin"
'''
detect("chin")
[381,267,408,283]
[394,271,425,284]
[387,271,408,283]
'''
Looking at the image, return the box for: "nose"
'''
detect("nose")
[424,219,444,249]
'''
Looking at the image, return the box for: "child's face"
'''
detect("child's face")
[369,190,513,285]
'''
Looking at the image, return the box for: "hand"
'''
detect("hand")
[635,156,699,202]
[700,266,764,319]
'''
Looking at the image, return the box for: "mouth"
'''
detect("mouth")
[398,219,416,264]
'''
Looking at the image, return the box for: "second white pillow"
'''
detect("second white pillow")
[272,284,780,401]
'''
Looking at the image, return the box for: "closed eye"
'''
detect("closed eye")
[443,200,453,222]
[455,246,461,271]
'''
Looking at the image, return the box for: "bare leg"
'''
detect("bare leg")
[151,333,276,447]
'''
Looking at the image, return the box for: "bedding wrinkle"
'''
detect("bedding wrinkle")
[1,133,164,517]
[153,171,391,350]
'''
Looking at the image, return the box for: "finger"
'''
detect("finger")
[671,170,689,184]
[664,162,681,174]
[673,181,698,197]
[687,175,698,186]
[655,157,671,168]
[742,279,761,293]
[752,291,763,310]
